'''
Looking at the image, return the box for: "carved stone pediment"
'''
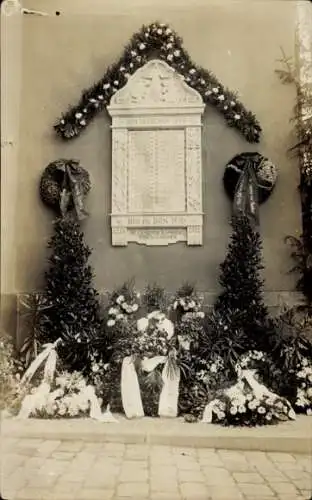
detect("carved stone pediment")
[109,59,203,111]
[107,59,205,246]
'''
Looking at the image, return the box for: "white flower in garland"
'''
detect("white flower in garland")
[234,114,241,120]
[107,319,115,327]
[167,54,174,62]
[189,68,196,75]
[139,43,146,50]
[212,87,219,94]
[103,83,110,90]
[75,112,83,119]
[174,49,181,57]
[218,95,225,101]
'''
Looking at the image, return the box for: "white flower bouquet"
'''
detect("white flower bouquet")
[202,368,296,426]
[120,310,180,418]
[29,371,91,418]
[107,282,140,328]
[135,310,174,358]
[293,356,312,415]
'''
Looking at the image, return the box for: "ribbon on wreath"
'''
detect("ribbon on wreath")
[17,338,117,422]
[233,158,260,227]
[201,369,296,423]
[59,160,89,220]
[121,353,181,419]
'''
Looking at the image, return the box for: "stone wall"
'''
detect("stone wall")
[1,0,303,335]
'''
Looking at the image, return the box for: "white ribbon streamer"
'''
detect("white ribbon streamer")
[159,359,180,417]
[121,356,144,419]
[121,355,180,419]
[21,339,61,385]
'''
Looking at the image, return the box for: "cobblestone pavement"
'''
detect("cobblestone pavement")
[1,438,311,500]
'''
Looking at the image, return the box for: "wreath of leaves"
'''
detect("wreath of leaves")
[54,21,261,143]
[39,159,91,214]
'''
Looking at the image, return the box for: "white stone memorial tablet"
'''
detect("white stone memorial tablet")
[107,59,205,246]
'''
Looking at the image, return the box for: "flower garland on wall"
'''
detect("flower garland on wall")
[54,21,261,143]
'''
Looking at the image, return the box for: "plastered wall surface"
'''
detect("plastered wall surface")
[1,0,302,332]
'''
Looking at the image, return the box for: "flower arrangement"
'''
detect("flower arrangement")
[142,283,167,313]
[293,356,312,415]
[107,281,140,328]
[135,311,174,358]
[54,22,261,143]
[0,335,25,414]
[235,350,268,372]
[171,283,204,322]
[202,368,296,426]
[28,371,91,418]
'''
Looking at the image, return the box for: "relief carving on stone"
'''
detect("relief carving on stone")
[110,59,203,108]
[107,59,205,246]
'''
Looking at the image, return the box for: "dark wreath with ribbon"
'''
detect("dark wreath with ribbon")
[223,152,278,225]
[39,159,91,220]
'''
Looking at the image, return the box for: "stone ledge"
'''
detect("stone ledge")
[2,415,311,455]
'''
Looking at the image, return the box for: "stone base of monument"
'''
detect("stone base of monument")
[2,414,311,455]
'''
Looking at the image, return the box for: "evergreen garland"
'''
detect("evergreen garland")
[54,21,261,143]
